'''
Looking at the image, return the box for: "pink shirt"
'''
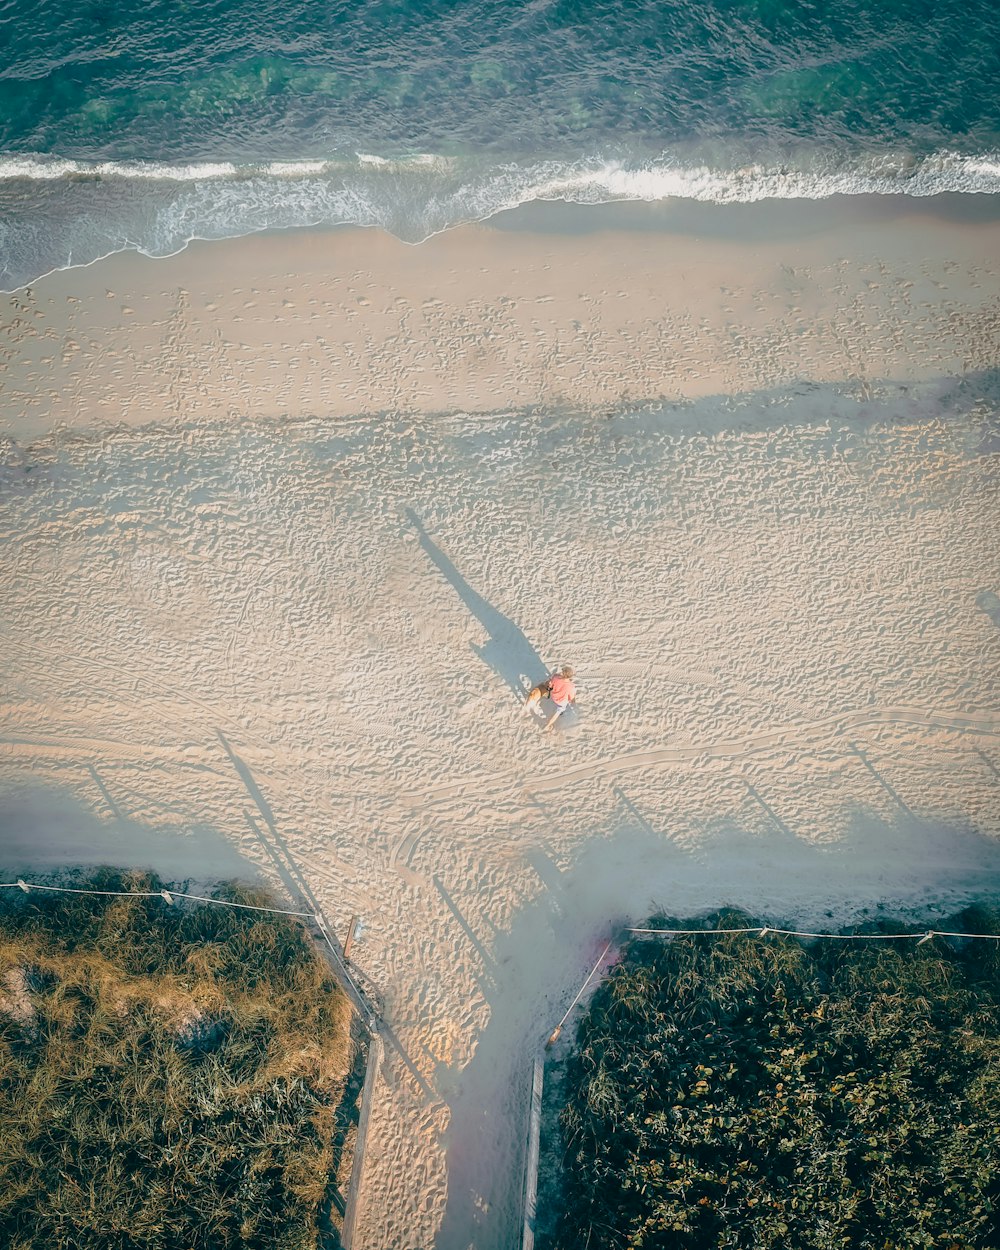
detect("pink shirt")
[547,673,576,705]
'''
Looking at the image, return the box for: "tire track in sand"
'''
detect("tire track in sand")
[1,633,369,894]
[526,704,1000,795]
[402,704,1000,809]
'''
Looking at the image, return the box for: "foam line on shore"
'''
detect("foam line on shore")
[3,147,1000,290]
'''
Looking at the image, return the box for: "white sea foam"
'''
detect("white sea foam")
[521,151,1000,204]
[0,153,458,182]
[3,149,999,197]
[0,156,239,181]
[2,147,998,289]
[266,161,328,177]
[0,156,80,179]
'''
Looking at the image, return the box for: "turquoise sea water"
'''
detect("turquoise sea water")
[1,0,999,287]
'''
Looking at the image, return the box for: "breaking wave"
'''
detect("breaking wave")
[2,148,999,290]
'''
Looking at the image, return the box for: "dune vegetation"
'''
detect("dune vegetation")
[0,869,357,1250]
[549,909,1000,1250]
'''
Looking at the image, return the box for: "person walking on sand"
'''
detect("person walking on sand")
[524,665,577,732]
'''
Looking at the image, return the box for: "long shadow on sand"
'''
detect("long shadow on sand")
[0,780,255,883]
[431,800,1000,1250]
[405,508,547,703]
[0,773,366,1250]
[215,730,438,1108]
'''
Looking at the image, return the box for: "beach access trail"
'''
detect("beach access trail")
[1,203,999,1248]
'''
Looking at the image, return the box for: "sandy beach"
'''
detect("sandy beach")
[3,197,1000,443]
[2,200,1000,1249]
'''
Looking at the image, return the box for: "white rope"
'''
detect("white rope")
[166,890,317,919]
[0,879,318,920]
[547,940,617,1045]
[312,911,379,1033]
[625,925,1000,941]
[0,877,383,1025]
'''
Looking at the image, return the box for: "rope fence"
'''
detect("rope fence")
[543,920,1000,1055]
[2,874,380,1246]
[546,939,613,1049]
[625,925,1000,942]
[0,879,319,918]
[0,878,379,1033]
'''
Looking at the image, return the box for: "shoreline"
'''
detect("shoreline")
[7,190,1000,297]
[3,195,999,444]
[491,191,1000,235]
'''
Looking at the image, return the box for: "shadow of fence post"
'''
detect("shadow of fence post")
[215,729,383,1249]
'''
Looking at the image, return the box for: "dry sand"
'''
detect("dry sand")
[1,201,999,1249]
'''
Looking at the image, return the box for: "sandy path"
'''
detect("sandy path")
[1,210,999,1247]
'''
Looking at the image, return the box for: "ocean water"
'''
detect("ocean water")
[1,0,999,287]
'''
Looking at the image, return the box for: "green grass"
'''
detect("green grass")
[0,869,356,1250]
[548,908,1000,1250]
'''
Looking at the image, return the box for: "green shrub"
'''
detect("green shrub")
[550,909,1000,1250]
[0,870,354,1250]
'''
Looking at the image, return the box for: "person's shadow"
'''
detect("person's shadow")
[405,509,547,703]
